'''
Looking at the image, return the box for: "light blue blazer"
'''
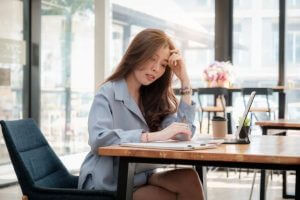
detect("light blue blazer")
[78,78,196,191]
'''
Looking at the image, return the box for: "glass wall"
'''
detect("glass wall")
[231,0,280,129]
[233,0,279,87]
[40,0,94,155]
[0,0,25,165]
[286,0,300,119]
[110,0,215,87]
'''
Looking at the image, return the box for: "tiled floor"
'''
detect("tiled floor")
[0,170,295,200]
[207,169,295,200]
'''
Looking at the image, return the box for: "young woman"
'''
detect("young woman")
[78,28,205,200]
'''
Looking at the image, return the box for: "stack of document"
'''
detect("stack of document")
[121,140,223,151]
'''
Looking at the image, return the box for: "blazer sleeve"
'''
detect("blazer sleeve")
[88,92,143,153]
[160,99,197,134]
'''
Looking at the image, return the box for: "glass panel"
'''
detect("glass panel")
[233,0,279,87]
[232,0,279,134]
[234,0,252,9]
[0,0,24,165]
[41,0,94,155]
[287,0,300,9]
[286,0,300,119]
[262,0,279,9]
[110,0,215,87]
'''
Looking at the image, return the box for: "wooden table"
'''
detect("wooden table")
[256,119,300,199]
[256,119,300,135]
[99,136,300,200]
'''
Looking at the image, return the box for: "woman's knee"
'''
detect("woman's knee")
[133,185,176,200]
[179,168,201,187]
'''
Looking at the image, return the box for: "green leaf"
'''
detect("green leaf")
[239,117,250,127]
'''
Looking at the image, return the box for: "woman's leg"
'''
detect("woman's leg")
[148,168,205,200]
[133,185,176,200]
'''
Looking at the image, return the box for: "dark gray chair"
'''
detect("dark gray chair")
[0,119,116,200]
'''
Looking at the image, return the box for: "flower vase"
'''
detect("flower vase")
[208,80,218,87]
[206,81,211,87]
[217,80,230,88]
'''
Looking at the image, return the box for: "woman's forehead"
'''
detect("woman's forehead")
[154,46,170,60]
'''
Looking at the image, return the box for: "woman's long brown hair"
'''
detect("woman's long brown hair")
[105,28,178,131]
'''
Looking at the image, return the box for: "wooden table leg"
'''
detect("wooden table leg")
[262,127,267,135]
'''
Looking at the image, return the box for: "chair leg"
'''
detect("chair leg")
[252,112,259,122]
[207,112,211,134]
[250,113,255,126]
[22,196,28,200]
[200,112,203,133]
[249,170,257,200]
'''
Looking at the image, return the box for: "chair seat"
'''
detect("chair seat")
[250,107,272,112]
[200,106,224,112]
[199,106,233,113]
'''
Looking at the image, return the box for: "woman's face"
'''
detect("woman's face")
[133,46,170,86]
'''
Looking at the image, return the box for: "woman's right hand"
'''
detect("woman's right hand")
[158,122,192,141]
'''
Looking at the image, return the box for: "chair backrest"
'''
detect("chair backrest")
[241,87,273,109]
[241,88,273,96]
[196,87,228,109]
[0,119,77,194]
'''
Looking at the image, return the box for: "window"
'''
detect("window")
[287,0,300,8]
[0,0,25,165]
[40,0,94,155]
[233,0,279,87]
[286,0,300,120]
[110,0,215,87]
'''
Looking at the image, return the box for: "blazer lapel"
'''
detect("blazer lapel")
[113,79,148,126]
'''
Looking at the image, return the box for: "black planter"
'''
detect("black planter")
[239,126,250,139]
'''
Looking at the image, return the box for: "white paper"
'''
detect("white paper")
[121,141,219,151]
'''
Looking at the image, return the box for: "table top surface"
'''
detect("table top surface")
[99,136,300,165]
[255,119,300,128]
[174,86,286,91]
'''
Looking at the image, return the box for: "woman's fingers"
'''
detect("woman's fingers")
[168,50,182,67]
[174,125,192,135]
[168,55,175,67]
[170,49,180,55]
[169,53,181,62]
[167,122,192,138]
[174,123,190,129]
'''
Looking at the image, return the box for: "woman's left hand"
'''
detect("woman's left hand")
[168,49,189,82]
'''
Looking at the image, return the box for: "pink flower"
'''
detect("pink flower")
[202,61,234,84]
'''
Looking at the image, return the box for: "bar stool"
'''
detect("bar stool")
[196,87,231,134]
[241,88,275,123]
